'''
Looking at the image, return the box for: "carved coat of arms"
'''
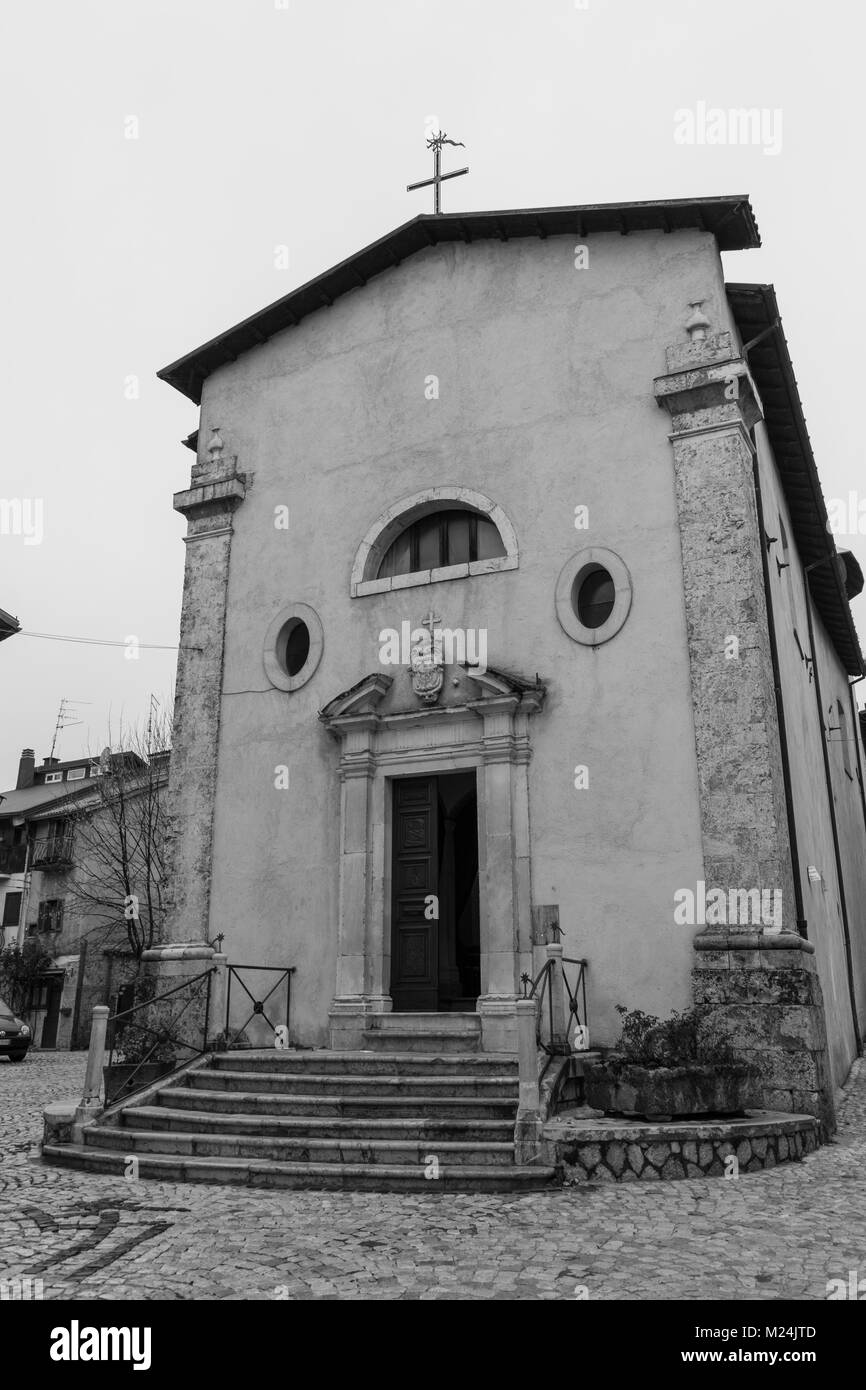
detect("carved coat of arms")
[410,615,444,705]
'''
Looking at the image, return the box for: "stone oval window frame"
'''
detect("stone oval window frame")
[350,486,519,597]
[555,547,632,647]
[263,603,324,691]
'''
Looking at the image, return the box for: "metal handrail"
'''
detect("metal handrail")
[106,967,215,1101]
[225,964,295,1049]
[524,955,588,1058]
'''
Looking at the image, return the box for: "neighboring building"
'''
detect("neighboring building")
[152,196,866,1128]
[0,747,166,1047]
[0,606,21,642]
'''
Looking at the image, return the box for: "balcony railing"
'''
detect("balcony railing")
[31,835,74,870]
[0,843,27,876]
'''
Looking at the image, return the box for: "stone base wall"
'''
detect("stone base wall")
[693,937,834,1133]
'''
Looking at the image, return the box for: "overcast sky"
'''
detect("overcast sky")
[2,0,863,785]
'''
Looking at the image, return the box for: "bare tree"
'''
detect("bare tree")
[64,700,173,963]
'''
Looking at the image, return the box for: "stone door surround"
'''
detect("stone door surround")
[319,666,546,1051]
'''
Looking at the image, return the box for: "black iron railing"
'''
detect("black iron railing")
[105,968,215,1103]
[224,964,295,1048]
[31,834,74,869]
[523,954,588,1063]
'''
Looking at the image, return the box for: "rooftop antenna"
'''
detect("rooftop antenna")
[48,697,91,761]
[146,693,160,758]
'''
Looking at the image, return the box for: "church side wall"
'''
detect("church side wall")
[199,230,724,1048]
[753,422,864,1089]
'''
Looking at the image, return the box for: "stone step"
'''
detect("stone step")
[43,1144,556,1192]
[183,1069,517,1099]
[88,1126,516,1167]
[367,1013,481,1033]
[156,1086,518,1120]
[360,1030,481,1053]
[121,1105,515,1144]
[206,1050,511,1075]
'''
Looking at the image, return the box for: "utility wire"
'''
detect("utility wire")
[18,630,201,651]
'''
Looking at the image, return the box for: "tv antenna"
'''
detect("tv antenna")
[48,697,92,761]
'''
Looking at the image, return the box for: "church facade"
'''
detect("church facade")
[155,197,866,1128]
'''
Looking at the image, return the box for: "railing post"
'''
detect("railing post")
[71,1004,109,1142]
[517,997,540,1114]
[515,997,542,1164]
[80,1005,109,1106]
[546,940,569,1051]
[206,953,228,1049]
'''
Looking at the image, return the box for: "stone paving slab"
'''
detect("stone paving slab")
[1,1051,865,1301]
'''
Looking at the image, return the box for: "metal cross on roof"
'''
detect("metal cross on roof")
[406,132,469,213]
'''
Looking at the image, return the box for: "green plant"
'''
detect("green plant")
[613,1003,731,1067]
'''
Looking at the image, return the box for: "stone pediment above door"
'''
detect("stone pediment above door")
[319,664,546,770]
[319,663,546,724]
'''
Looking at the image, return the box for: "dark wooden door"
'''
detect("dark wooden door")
[391,776,439,1011]
[40,979,62,1048]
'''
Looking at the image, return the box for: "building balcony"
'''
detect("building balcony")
[31,836,74,870]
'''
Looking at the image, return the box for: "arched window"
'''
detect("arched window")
[351,488,519,596]
[377,507,506,580]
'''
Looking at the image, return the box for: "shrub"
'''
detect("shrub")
[613,1004,733,1067]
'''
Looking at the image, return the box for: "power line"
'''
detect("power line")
[18,630,200,651]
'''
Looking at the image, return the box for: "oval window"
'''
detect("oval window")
[263,603,323,692]
[280,619,310,677]
[573,566,615,629]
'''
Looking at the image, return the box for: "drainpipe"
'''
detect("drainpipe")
[804,558,862,1053]
[751,451,807,937]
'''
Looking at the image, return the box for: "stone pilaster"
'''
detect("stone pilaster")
[320,674,392,1049]
[146,430,246,986]
[471,685,542,1053]
[654,328,834,1129]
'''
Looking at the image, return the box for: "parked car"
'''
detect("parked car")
[0,997,31,1061]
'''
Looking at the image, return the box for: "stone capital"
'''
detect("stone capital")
[173,473,246,521]
[654,341,763,435]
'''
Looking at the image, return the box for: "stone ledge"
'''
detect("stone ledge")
[544,1110,819,1183]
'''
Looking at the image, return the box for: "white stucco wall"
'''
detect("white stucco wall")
[198,229,727,1047]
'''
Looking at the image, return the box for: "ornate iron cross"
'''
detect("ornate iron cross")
[406,132,469,213]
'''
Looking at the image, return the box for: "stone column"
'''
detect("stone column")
[144,429,245,993]
[654,326,833,1129]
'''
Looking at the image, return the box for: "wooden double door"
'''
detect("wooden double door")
[390,771,480,1011]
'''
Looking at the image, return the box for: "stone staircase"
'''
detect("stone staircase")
[43,1021,556,1191]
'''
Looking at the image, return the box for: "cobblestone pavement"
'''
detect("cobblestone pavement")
[1,1051,864,1300]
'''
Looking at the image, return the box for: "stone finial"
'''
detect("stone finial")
[685,301,711,343]
[207,427,224,463]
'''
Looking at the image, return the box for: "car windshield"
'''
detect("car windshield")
[0,998,16,1016]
